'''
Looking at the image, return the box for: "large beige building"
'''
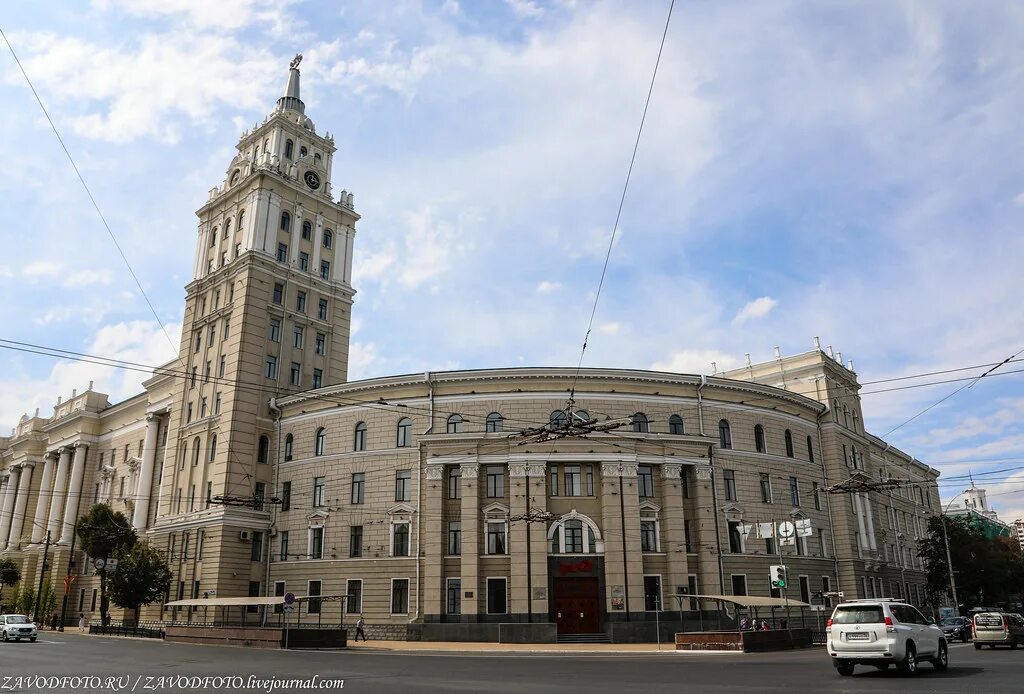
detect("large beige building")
[0,61,940,641]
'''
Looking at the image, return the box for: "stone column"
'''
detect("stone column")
[30,452,58,544]
[508,461,550,620]
[692,462,723,597]
[0,468,18,548]
[599,462,645,616]
[459,463,480,617]
[59,443,88,544]
[659,462,690,603]
[7,462,34,549]
[132,414,162,531]
[422,463,446,618]
[47,447,72,541]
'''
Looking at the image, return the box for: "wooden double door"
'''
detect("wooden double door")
[553,577,601,634]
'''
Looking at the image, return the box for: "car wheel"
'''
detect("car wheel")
[897,643,918,675]
[962,634,969,643]
[1,632,7,642]
[933,641,948,671]
[29,638,36,643]
[974,642,982,650]
[834,661,855,677]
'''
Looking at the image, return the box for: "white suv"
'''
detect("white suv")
[0,614,37,643]
[826,600,947,676]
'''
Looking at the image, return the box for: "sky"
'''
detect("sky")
[0,1,1022,521]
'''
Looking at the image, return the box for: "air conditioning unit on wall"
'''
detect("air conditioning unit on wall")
[239,530,251,541]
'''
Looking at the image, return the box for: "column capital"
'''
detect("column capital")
[425,465,444,481]
[15,461,35,471]
[72,441,89,450]
[661,462,683,479]
[44,450,59,463]
[459,463,479,478]
[694,464,713,481]
[601,462,638,478]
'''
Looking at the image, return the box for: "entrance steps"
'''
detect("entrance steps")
[556,633,611,644]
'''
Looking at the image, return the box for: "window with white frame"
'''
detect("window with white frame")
[446,578,461,615]
[346,579,362,613]
[548,513,602,554]
[308,526,324,559]
[641,520,658,552]
[392,520,410,556]
[486,465,504,498]
[391,579,409,614]
[486,521,507,555]
[447,521,461,555]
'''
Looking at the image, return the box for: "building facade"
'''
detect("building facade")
[0,60,940,639]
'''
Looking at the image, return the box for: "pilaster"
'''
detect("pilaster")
[459,463,480,616]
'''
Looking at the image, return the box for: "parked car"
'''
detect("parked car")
[826,599,948,676]
[972,612,1024,649]
[939,616,972,643]
[0,614,37,642]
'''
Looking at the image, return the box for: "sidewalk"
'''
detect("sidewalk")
[345,640,724,654]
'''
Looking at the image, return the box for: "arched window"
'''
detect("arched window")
[230,169,240,186]
[548,514,602,554]
[257,435,270,464]
[631,412,649,433]
[446,414,464,434]
[314,152,322,164]
[806,436,815,463]
[302,220,312,240]
[285,140,294,160]
[668,414,684,435]
[396,417,412,447]
[843,406,850,428]
[323,229,332,248]
[833,399,840,422]
[237,210,244,232]
[754,424,767,453]
[208,434,217,462]
[354,422,367,451]
[314,427,327,456]
[784,430,794,458]
[300,145,308,158]
[280,211,291,232]
[550,410,567,428]
[485,412,503,433]
[572,409,590,424]
[718,420,732,449]
[852,411,860,432]
[284,434,294,462]
[223,219,231,238]
[192,437,202,466]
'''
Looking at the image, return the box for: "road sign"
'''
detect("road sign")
[106,558,118,570]
[283,603,296,613]
[284,592,296,605]
[93,558,106,570]
[777,521,795,538]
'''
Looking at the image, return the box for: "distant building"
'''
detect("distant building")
[1013,519,1024,553]
[946,486,1012,540]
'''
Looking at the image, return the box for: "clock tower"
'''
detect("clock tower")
[149,56,359,605]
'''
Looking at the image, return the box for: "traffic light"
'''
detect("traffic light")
[770,564,787,589]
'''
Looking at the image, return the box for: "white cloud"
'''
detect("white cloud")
[732,296,778,325]
[598,322,620,335]
[536,281,563,294]
[90,0,295,31]
[505,0,545,19]
[441,0,460,16]
[62,269,113,288]
[651,349,738,376]
[22,261,63,280]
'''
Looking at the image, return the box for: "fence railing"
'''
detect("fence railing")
[89,624,165,639]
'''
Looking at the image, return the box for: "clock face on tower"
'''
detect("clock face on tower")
[303,170,321,190]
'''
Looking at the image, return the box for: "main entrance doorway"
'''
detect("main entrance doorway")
[553,577,601,634]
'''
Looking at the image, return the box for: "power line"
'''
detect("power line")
[860,367,1024,395]
[568,0,676,403]
[0,27,177,353]
[859,358,1024,386]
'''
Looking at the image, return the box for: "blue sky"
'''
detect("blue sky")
[1,1,1023,520]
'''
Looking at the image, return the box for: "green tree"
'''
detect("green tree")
[108,542,171,625]
[15,585,35,617]
[0,558,20,603]
[75,504,137,625]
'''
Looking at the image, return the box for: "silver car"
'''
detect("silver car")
[827,600,948,676]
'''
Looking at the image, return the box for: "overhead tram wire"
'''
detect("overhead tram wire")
[567,0,676,405]
[0,28,177,353]
[859,358,1024,386]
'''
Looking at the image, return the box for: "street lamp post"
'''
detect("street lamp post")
[935,490,968,617]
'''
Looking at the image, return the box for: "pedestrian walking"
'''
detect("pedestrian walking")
[740,616,751,631]
[355,616,367,642]
[78,613,87,633]
[50,614,59,631]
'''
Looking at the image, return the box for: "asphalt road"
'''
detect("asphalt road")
[0,635,1021,693]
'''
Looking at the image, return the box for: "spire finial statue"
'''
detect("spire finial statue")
[290,53,303,70]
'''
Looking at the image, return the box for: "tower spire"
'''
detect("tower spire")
[277,54,305,114]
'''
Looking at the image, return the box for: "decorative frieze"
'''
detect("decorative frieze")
[601,462,638,478]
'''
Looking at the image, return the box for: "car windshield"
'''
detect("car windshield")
[832,606,884,624]
[940,618,964,626]
[5,616,28,624]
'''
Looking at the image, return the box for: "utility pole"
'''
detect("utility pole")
[940,511,960,616]
[32,531,51,621]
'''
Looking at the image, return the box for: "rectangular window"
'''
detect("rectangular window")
[315,333,326,355]
[299,251,309,271]
[351,473,365,504]
[277,242,288,262]
[447,466,461,499]
[312,368,323,389]
[312,476,325,507]
[549,464,559,496]
[760,473,772,503]
[296,291,306,312]
[274,581,285,613]
[765,536,776,555]
[486,465,504,498]
[486,521,507,555]
[223,318,230,340]
[200,397,208,418]
[293,326,304,348]
[251,531,263,562]
[813,482,821,511]
[818,529,828,557]
[643,575,662,611]
[309,527,324,559]
[728,520,744,553]
[684,519,693,553]
[320,260,330,279]
[391,579,410,614]
[799,575,811,604]
[446,579,461,615]
[205,482,212,509]
[447,522,461,555]
[265,355,277,379]
[207,325,215,347]
[564,464,582,496]
[789,477,800,506]
[346,580,362,614]
[307,580,322,614]
[486,578,507,614]
[289,362,301,386]
[214,392,221,414]
[273,283,283,304]
[640,520,658,552]
[279,531,289,561]
[724,469,737,501]
[637,465,654,497]
[281,481,291,511]
[395,469,412,502]
[349,526,363,557]
[318,298,328,320]
[392,522,410,556]
[681,467,690,498]
[586,464,595,496]
[218,356,226,378]
[688,575,699,610]
[731,574,748,597]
